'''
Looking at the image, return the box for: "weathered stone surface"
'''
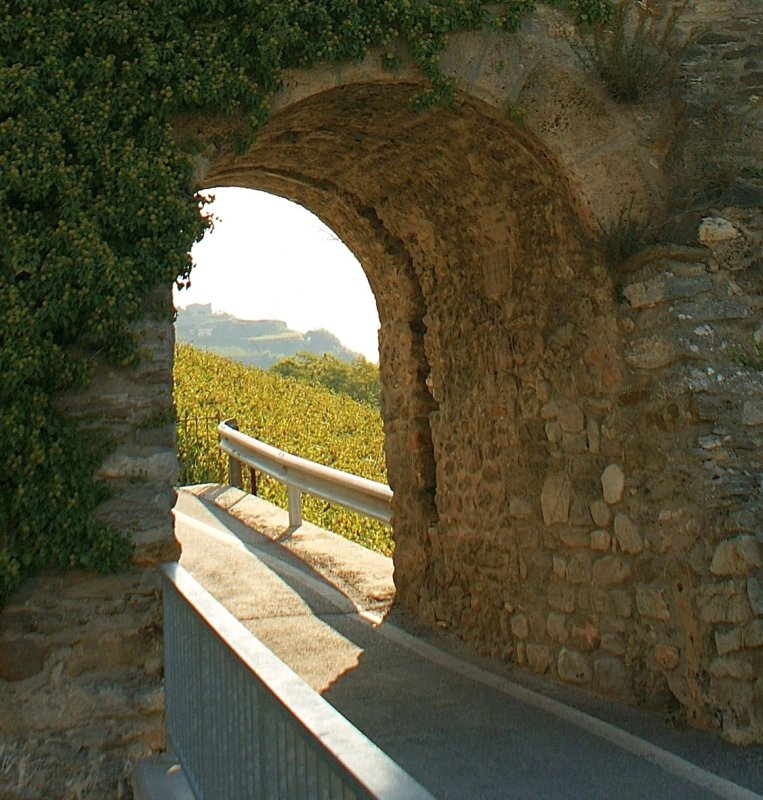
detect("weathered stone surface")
[557,648,592,685]
[601,633,626,656]
[558,403,584,433]
[708,659,754,681]
[744,620,763,649]
[614,514,643,555]
[67,630,154,678]
[654,644,680,671]
[509,496,534,520]
[601,464,625,505]
[625,336,678,370]
[562,431,588,454]
[553,555,567,579]
[586,417,600,454]
[699,216,740,244]
[748,577,763,616]
[560,528,588,548]
[526,644,551,674]
[97,449,178,483]
[710,536,763,576]
[590,529,611,552]
[594,657,627,694]
[570,620,599,651]
[545,420,562,442]
[510,613,530,640]
[590,500,612,528]
[546,612,569,644]
[742,400,763,426]
[548,580,576,613]
[0,640,47,682]
[541,474,572,525]
[698,582,753,624]
[636,585,671,621]
[592,556,631,587]
[623,274,713,309]
[567,552,592,584]
[611,590,633,619]
[715,628,744,656]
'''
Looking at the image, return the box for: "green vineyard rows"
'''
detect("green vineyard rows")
[174,344,393,555]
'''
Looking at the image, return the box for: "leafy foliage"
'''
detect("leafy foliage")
[0,0,611,603]
[271,352,381,409]
[175,344,391,554]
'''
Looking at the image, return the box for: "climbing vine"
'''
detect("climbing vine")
[0,0,611,603]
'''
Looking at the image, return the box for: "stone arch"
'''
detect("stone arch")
[190,78,614,624]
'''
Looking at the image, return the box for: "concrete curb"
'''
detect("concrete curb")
[179,483,396,614]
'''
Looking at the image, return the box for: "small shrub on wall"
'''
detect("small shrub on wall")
[0,0,612,605]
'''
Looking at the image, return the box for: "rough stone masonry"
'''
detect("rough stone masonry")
[1,2,761,795]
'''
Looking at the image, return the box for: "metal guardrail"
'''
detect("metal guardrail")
[161,563,435,800]
[218,418,393,528]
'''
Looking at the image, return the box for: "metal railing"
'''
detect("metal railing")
[161,563,435,800]
[218,418,393,528]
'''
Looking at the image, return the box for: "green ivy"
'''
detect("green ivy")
[0,0,611,605]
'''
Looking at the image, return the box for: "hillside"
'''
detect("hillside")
[174,343,391,554]
[175,303,361,369]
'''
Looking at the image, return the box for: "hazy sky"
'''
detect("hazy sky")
[174,187,380,362]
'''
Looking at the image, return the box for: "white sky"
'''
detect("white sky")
[174,187,380,362]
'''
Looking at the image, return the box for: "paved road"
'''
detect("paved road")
[174,486,763,800]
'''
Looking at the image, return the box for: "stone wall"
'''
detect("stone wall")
[0,289,177,798]
[409,208,762,741]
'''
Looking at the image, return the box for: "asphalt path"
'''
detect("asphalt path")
[174,487,763,800]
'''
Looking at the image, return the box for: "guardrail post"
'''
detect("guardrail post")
[226,418,243,489]
[287,484,302,528]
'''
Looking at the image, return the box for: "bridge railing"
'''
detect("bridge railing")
[160,562,434,800]
[217,418,393,528]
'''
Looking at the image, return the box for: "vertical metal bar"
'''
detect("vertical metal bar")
[287,484,302,527]
[160,566,434,800]
[249,466,258,496]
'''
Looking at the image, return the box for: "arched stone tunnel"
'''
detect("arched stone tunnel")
[1,5,761,791]
[195,79,606,621]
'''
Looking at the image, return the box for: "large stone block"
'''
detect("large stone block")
[541,474,572,525]
[614,514,643,555]
[635,584,671,621]
[600,464,625,505]
[592,556,631,587]
[698,582,753,624]
[557,648,592,685]
[594,657,628,694]
[710,536,763,577]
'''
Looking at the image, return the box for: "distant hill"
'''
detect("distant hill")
[175,304,361,369]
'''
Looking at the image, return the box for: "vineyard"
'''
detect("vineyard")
[174,343,392,554]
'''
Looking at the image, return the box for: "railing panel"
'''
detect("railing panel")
[217,419,392,525]
[161,563,434,800]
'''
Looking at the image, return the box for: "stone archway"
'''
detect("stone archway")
[193,80,609,623]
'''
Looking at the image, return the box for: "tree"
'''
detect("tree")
[271,352,380,408]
